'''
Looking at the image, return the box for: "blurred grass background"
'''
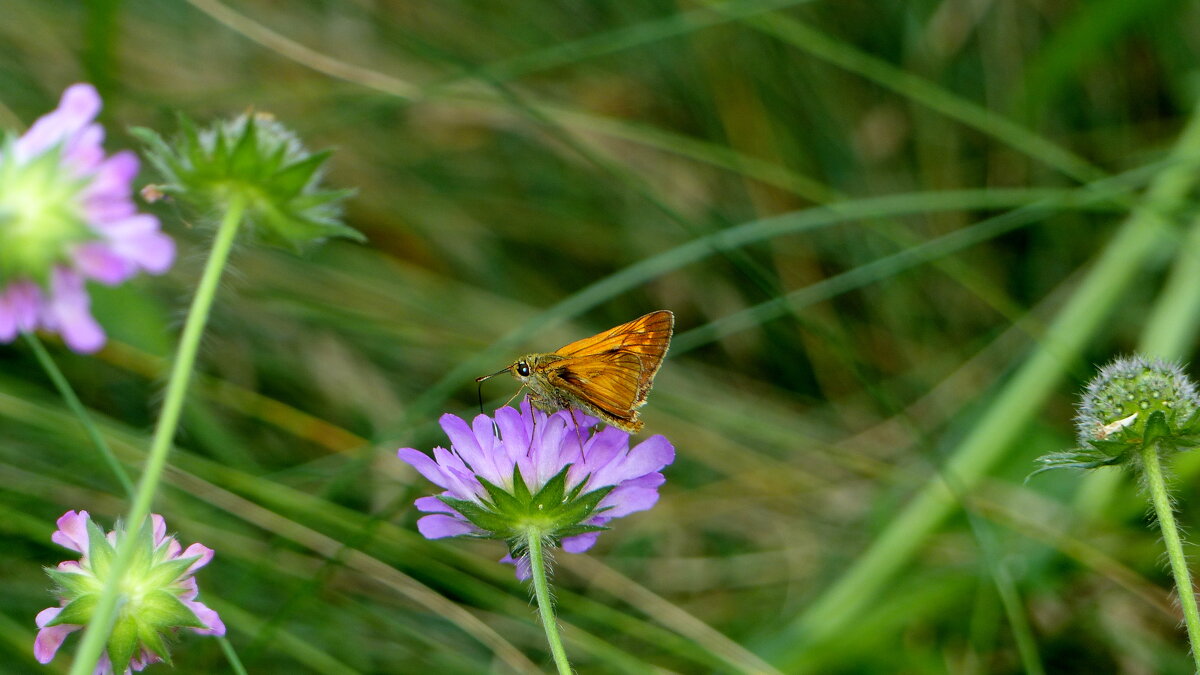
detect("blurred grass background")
[4,0,1200,672]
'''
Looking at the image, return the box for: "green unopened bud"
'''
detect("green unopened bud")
[133,113,364,251]
[1033,356,1200,477]
[1077,356,1200,445]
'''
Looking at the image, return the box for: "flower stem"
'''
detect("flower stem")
[217,636,249,675]
[23,333,134,498]
[1140,441,1200,672]
[68,194,246,675]
[525,530,572,675]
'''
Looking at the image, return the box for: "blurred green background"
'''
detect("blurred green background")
[4,0,1200,672]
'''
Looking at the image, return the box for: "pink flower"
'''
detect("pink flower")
[34,511,223,674]
[0,84,174,352]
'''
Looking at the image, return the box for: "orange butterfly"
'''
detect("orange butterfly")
[476,310,674,433]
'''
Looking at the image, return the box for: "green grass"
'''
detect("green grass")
[3,0,1200,672]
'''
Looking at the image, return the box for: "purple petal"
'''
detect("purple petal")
[51,510,90,553]
[397,448,452,490]
[500,552,532,580]
[0,299,15,342]
[180,543,214,573]
[80,150,139,219]
[35,606,63,628]
[468,414,505,484]
[178,576,199,601]
[414,495,452,513]
[118,229,175,275]
[416,514,474,539]
[0,282,42,336]
[44,268,104,353]
[149,514,167,546]
[494,406,530,464]
[440,413,487,472]
[532,415,570,487]
[73,242,134,284]
[34,608,79,664]
[433,447,486,501]
[15,84,101,163]
[61,122,105,173]
[186,600,226,636]
[589,434,674,489]
[597,483,661,518]
[562,531,601,553]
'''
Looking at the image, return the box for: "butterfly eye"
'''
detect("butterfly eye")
[516,362,530,377]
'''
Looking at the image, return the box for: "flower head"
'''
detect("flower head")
[35,511,224,674]
[398,401,674,578]
[133,112,363,251]
[1033,355,1200,476]
[0,84,174,352]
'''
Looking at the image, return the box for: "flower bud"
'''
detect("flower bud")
[1034,356,1200,476]
[133,112,363,250]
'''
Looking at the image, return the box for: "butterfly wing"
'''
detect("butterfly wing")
[554,310,673,400]
[543,350,645,422]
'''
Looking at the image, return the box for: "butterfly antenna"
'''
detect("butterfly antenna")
[475,367,510,383]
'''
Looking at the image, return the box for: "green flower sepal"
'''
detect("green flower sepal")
[132,112,364,251]
[439,464,614,546]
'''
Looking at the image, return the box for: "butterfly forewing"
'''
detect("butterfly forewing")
[555,310,673,391]
[546,350,644,418]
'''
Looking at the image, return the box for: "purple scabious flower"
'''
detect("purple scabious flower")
[0,84,174,352]
[398,401,674,579]
[34,511,224,674]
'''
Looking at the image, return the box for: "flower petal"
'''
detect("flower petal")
[34,608,79,664]
[44,268,104,353]
[414,495,452,513]
[180,543,215,573]
[440,413,488,475]
[597,483,662,518]
[562,530,601,554]
[416,514,474,539]
[72,242,135,285]
[500,552,532,580]
[397,448,452,490]
[51,510,90,553]
[14,84,102,163]
[186,600,226,636]
[590,434,674,489]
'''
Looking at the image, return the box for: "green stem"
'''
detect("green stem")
[23,333,134,498]
[1139,442,1200,672]
[69,194,245,675]
[217,636,249,675]
[526,530,572,675]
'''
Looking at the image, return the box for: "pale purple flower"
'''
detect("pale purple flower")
[0,84,174,352]
[34,511,224,674]
[398,401,674,578]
